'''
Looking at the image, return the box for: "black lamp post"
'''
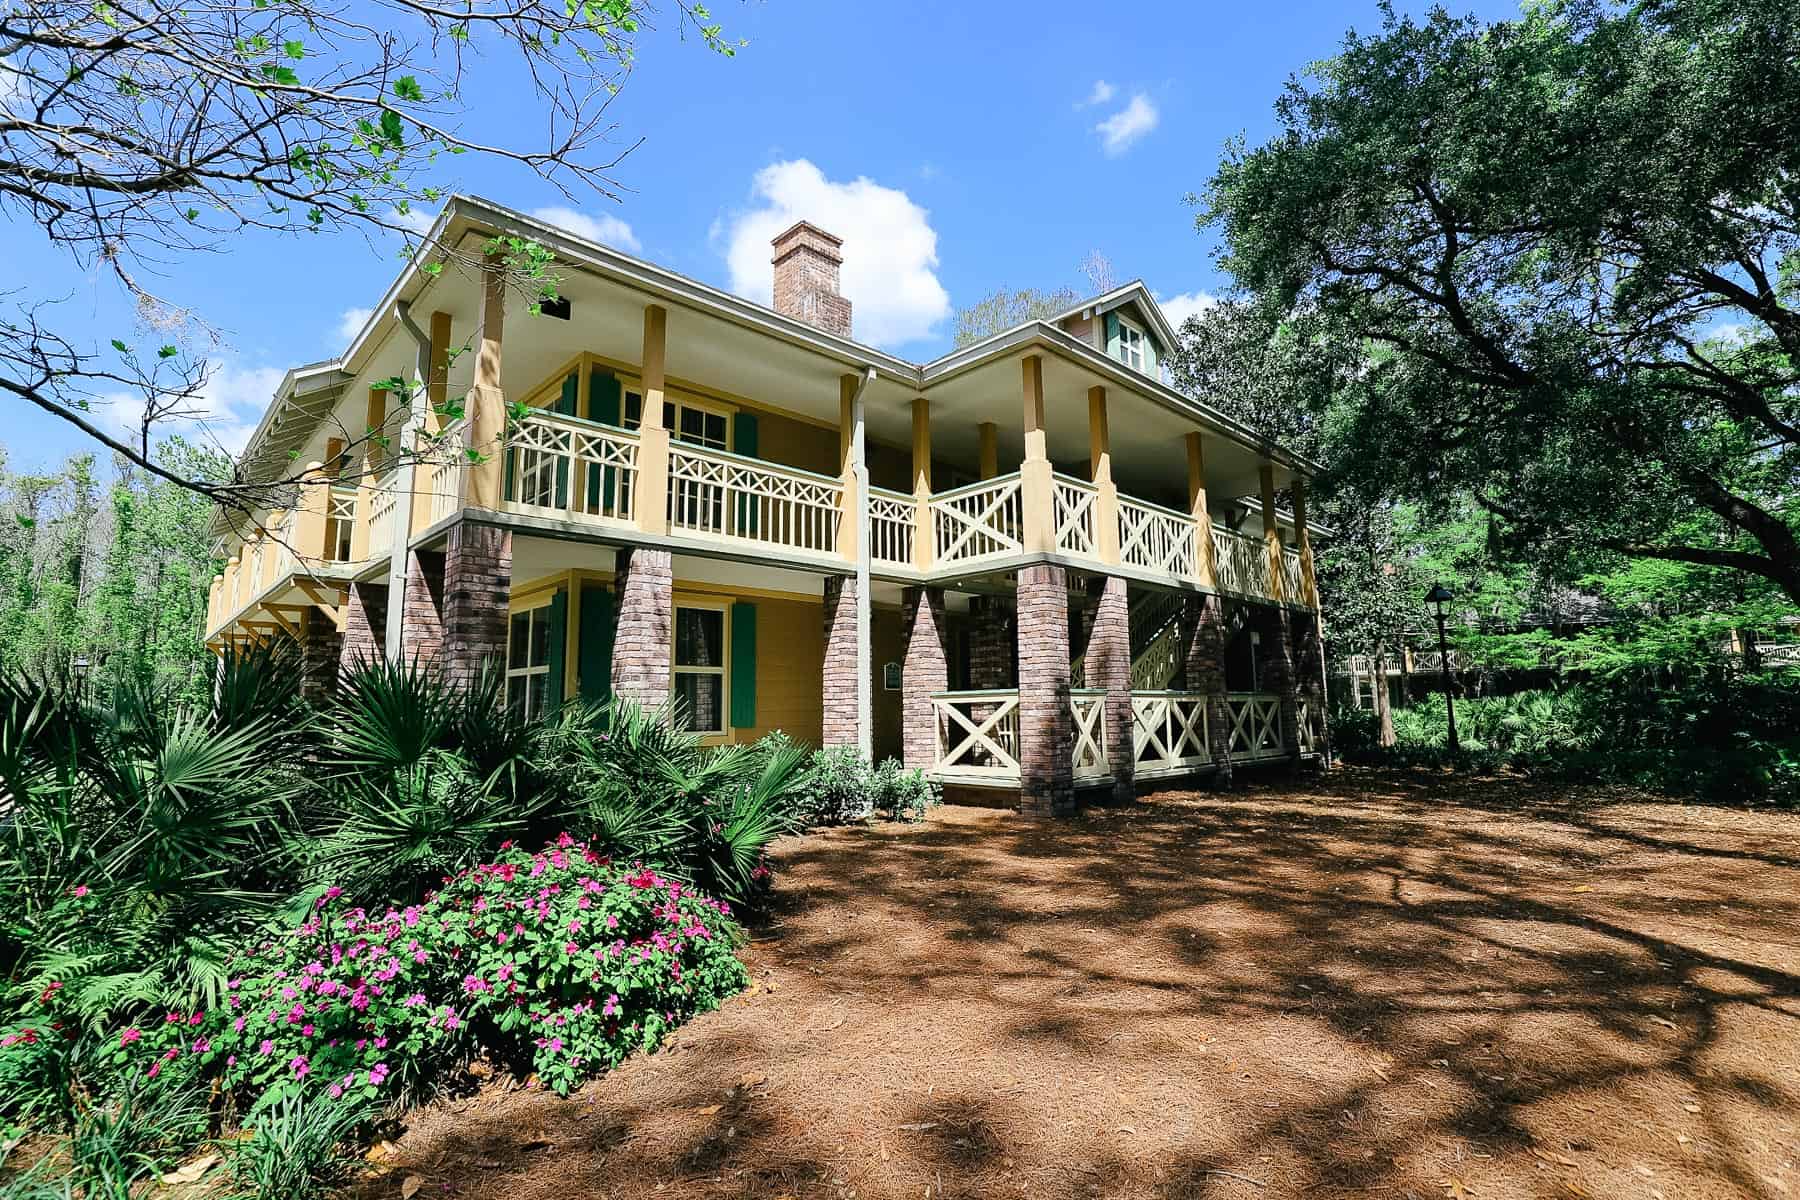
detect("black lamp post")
[1424,583,1459,754]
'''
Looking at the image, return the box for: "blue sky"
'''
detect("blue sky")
[2,0,1522,470]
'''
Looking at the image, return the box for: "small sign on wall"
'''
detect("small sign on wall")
[883,661,901,691]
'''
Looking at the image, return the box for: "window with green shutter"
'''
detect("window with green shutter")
[729,601,757,729]
[578,584,614,701]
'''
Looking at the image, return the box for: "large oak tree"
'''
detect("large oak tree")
[1203,0,1800,605]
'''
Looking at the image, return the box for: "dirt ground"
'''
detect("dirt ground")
[358,767,1800,1200]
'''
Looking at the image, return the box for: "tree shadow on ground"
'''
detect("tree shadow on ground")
[357,766,1800,1200]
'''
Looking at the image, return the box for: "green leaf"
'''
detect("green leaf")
[283,39,305,60]
[158,345,178,359]
[394,75,424,102]
[111,339,129,353]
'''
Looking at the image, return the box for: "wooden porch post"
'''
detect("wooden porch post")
[1088,386,1120,565]
[1020,355,1055,553]
[465,258,508,510]
[1259,461,1284,604]
[977,421,998,480]
[1292,475,1319,610]
[636,304,671,535]
[1187,433,1217,590]
[911,396,932,569]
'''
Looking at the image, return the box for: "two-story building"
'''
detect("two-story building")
[204,196,1328,816]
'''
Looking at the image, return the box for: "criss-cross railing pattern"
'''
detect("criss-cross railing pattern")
[1130,618,1185,691]
[367,467,399,556]
[1212,527,1270,597]
[668,444,842,555]
[931,473,1023,566]
[505,410,639,524]
[1070,689,1110,781]
[930,690,1021,780]
[1296,697,1322,755]
[1280,546,1305,604]
[868,488,916,566]
[1131,692,1212,777]
[1117,495,1195,577]
[1225,692,1284,760]
[1052,474,1098,558]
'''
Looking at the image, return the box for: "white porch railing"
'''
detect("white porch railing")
[1130,618,1185,691]
[1224,692,1285,761]
[1759,642,1800,667]
[1070,688,1110,782]
[1280,546,1305,603]
[367,467,399,554]
[1118,495,1195,578]
[869,487,916,566]
[326,486,358,562]
[667,443,842,556]
[1297,697,1322,755]
[931,473,1023,567]
[1132,691,1212,778]
[1052,474,1098,559]
[930,690,1021,781]
[1213,528,1270,597]
[424,419,467,527]
[506,410,639,525]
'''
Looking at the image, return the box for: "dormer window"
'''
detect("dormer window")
[1116,314,1147,371]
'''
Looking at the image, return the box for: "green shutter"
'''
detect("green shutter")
[1104,311,1121,360]
[588,372,622,511]
[578,584,614,701]
[729,601,756,729]
[556,371,579,415]
[732,412,758,457]
[545,588,568,710]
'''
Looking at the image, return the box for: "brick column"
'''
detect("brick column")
[900,586,948,770]
[1254,606,1300,759]
[441,523,512,692]
[1016,564,1073,817]
[822,575,859,747]
[1181,594,1232,783]
[299,606,343,702]
[612,546,673,710]
[1085,575,1133,802]
[1292,611,1328,757]
[401,547,446,670]
[340,581,388,672]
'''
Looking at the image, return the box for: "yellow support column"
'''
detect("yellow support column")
[1186,433,1217,590]
[911,396,932,569]
[1020,356,1055,553]
[1259,462,1284,604]
[464,258,508,510]
[1088,385,1119,565]
[291,462,330,563]
[635,304,671,536]
[836,374,860,561]
[1292,475,1319,610]
[350,386,387,562]
[977,421,998,481]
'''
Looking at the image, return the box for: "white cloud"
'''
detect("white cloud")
[720,159,950,348]
[1156,290,1217,328]
[103,360,284,458]
[1080,80,1116,108]
[1095,93,1159,156]
[530,205,641,253]
[390,204,436,237]
[334,306,373,345]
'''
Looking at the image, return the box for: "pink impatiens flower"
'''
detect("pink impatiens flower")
[119,1028,141,1047]
[289,1055,310,1077]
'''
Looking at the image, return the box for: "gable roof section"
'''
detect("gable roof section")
[1046,281,1181,353]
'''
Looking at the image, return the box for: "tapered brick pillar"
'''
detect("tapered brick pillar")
[822,576,859,747]
[1181,594,1232,783]
[900,586,948,770]
[1291,611,1328,757]
[299,607,343,702]
[1016,564,1074,817]
[340,581,388,673]
[441,523,512,692]
[1254,606,1300,760]
[401,547,446,670]
[1085,575,1133,802]
[612,547,673,711]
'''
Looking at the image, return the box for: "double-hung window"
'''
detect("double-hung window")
[1116,315,1146,372]
[672,604,726,736]
[506,601,555,719]
[624,389,731,531]
[622,391,729,449]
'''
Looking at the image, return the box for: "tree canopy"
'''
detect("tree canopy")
[1203,0,1800,604]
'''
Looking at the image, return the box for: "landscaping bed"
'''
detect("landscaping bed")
[349,767,1800,1200]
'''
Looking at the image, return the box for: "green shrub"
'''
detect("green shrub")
[227,1092,371,1200]
[869,758,940,823]
[802,745,875,825]
[120,839,748,1115]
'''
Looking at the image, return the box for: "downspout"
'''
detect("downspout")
[851,365,876,759]
[383,301,434,663]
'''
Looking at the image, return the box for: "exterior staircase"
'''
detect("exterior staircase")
[1072,589,1186,690]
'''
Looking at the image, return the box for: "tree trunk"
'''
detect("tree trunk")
[1373,646,1397,747]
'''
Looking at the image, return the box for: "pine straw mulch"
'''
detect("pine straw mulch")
[348,766,1800,1200]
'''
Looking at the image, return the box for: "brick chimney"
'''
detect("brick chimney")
[771,221,852,337]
